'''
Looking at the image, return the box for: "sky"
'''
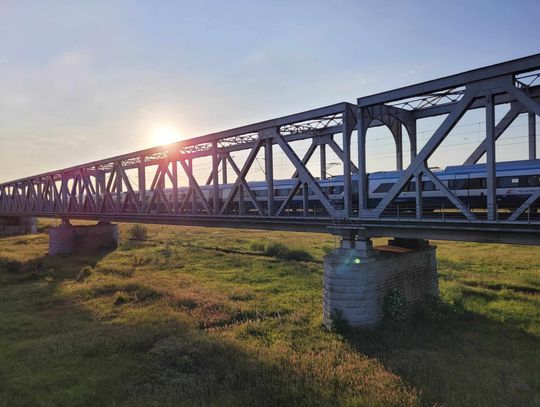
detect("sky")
[0,0,539,183]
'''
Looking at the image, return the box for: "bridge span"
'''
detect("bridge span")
[2,54,540,246]
[2,54,540,327]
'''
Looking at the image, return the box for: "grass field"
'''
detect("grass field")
[0,220,539,407]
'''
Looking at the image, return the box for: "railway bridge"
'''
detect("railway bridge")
[1,54,540,327]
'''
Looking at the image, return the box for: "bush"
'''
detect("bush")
[383,289,407,324]
[264,241,288,258]
[129,224,148,240]
[114,291,129,305]
[442,285,464,308]
[283,249,313,262]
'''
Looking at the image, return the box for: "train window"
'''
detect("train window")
[448,179,468,190]
[327,186,335,195]
[275,188,289,197]
[373,183,393,193]
[528,176,540,187]
[468,178,484,189]
[334,186,343,194]
[422,181,435,191]
[255,190,267,197]
[497,176,521,188]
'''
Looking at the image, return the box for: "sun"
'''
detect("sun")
[151,125,181,146]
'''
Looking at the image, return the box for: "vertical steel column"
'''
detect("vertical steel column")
[138,159,146,213]
[78,176,84,209]
[303,183,309,216]
[486,92,497,221]
[190,158,197,214]
[221,156,228,184]
[408,119,417,161]
[529,112,537,160]
[320,143,327,180]
[416,171,423,220]
[212,141,220,214]
[392,120,403,171]
[116,163,122,213]
[61,174,68,213]
[357,107,368,214]
[343,107,354,218]
[265,136,274,216]
[172,160,178,214]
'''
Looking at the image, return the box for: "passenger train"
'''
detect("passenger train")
[126,159,540,213]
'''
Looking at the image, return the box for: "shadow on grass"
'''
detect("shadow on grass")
[343,303,540,407]
[0,253,337,407]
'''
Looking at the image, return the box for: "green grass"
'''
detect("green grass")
[0,220,539,406]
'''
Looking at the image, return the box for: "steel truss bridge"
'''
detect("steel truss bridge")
[2,54,540,245]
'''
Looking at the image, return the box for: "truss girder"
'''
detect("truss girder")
[1,55,540,238]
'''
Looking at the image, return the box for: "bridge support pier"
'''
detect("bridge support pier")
[0,216,37,236]
[323,236,438,329]
[48,220,119,255]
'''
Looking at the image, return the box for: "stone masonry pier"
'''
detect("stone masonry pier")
[323,237,438,329]
[0,216,37,236]
[48,220,119,255]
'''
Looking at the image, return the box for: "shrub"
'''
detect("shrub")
[129,224,148,240]
[383,289,407,324]
[283,249,313,262]
[250,239,314,262]
[442,285,464,308]
[264,241,288,258]
[114,291,129,305]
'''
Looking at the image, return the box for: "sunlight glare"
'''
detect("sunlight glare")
[151,125,181,146]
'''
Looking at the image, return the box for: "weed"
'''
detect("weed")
[383,289,407,324]
[128,224,148,240]
[114,291,129,305]
[249,240,266,252]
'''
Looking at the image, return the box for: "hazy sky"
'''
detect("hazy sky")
[0,0,539,182]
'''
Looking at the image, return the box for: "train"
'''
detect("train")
[122,159,540,213]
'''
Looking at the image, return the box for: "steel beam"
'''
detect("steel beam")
[529,112,537,160]
[370,87,479,217]
[358,53,540,107]
[485,93,497,221]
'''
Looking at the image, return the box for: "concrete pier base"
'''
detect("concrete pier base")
[48,221,119,255]
[323,238,438,329]
[0,216,37,236]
